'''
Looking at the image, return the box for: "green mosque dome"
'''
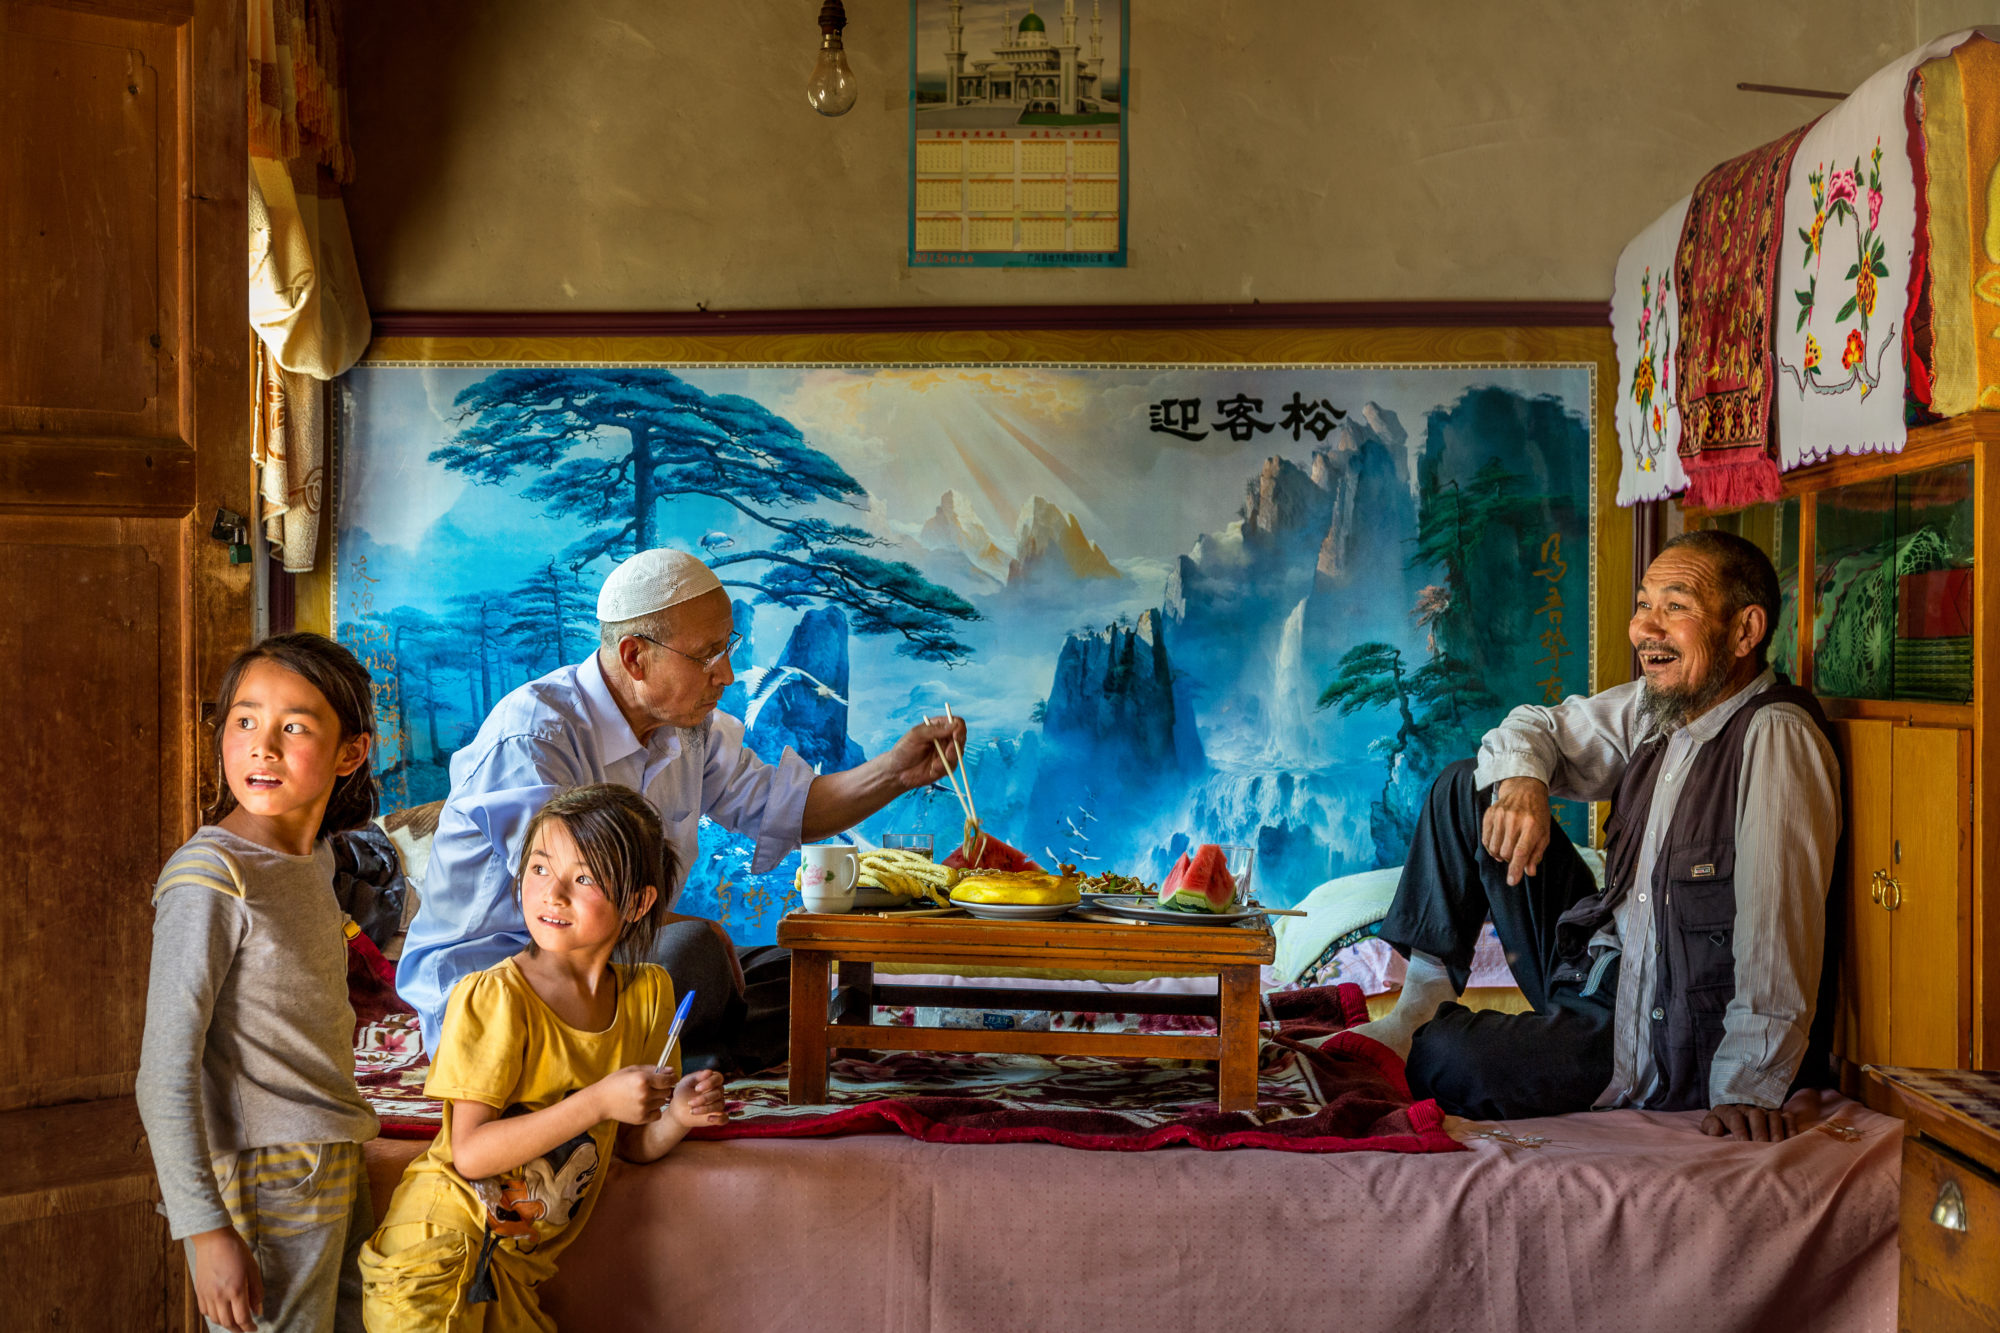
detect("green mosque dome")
[1018,11,1045,32]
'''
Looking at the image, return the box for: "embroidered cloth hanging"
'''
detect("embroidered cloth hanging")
[248,0,370,573]
[253,343,326,574]
[1613,195,1692,505]
[1916,33,2000,416]
[1772,30,1985,469]
[1673,123,1814,511]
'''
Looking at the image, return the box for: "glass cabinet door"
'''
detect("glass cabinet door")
[1708,496,1803,684]
[1811,462,1975,702]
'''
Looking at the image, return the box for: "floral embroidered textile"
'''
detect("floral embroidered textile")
[1674,123,1814,511]
[1613,195,1692,505]
[356,988,1463,1154]
[1774,30,1986,469]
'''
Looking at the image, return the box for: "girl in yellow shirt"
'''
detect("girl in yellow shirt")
[360,784,727,1331]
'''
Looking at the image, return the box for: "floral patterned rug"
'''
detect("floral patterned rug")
[357,984,1458,1154]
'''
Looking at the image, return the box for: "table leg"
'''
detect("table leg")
[832,960,874,1060]
[788,949,831,1105]
[1216,964,1261,1112]
[837,959,875,1005]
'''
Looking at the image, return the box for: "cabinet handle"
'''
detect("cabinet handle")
[1884,877,1903,911]
[1870,869,1888,906]
[1931,1177,1968,1233]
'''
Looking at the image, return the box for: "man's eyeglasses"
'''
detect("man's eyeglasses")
[630,631,742,672]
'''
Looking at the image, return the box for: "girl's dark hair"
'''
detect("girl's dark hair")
[516,784,674,962]
[202,632,380,840]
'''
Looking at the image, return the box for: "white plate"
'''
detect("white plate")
[1084,894,1263,925]
[851,885,901,908]
[945,894,1079,921]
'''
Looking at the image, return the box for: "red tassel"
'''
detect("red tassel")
[1682,453,1784,511]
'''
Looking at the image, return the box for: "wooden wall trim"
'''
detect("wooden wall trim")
[371,300,1612,340]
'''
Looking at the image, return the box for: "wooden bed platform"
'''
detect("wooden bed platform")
[363,1086,1901,1332]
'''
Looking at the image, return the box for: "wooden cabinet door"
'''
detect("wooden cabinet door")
[0,0,248,1327]
[1888,725,1972,1070]
[1831,719,1971,1070]
[1835,718,1895,1066]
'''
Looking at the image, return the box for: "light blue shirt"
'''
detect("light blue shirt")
[397,652,815,1051]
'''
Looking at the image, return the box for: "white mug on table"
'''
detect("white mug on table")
[799,843,859,913]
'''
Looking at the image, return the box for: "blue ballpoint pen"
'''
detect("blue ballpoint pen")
[656,989,696,1071]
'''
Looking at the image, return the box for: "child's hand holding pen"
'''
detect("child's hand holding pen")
[655,989,725,1126]
[669,1069,729,1128]
[594,1065,675,1125]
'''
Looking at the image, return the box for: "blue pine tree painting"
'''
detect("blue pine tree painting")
[336,363,1593,944]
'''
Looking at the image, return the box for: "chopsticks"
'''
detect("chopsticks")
[927,706,985,864]
[945,704,986,864]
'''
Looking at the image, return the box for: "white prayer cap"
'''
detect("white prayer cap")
[596,548,723,622]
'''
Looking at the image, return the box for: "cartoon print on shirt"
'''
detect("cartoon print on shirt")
[470,1103,600,1251]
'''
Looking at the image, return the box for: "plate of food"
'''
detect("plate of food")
[1076,871,1155,903]
[948,868,1082,921]
[1083,895,1265,925]
[1083,845,1261,924]
[850,885,902,909]
[946,897,1079,921]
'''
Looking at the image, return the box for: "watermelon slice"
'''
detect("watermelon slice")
[1159,844,1236,912]
[942,834,1040,872]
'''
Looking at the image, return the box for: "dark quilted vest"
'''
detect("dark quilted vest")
[1573,676,1841,1111]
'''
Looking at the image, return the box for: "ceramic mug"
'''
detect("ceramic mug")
[799,843,859,913]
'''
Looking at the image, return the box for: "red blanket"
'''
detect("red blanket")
[688,984,1456,1154]
[1674,121,1816,509]
[358,985,1458,1154]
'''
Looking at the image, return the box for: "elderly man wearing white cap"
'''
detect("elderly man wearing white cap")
[396,548,965,1067]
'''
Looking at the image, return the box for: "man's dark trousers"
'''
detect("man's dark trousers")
[650,922,792,1076]
[1383,759,1619,1120]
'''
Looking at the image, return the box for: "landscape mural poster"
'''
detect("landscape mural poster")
[335,361,1595,946]
[909,0,1127,267]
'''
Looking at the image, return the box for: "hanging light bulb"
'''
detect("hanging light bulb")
[806,0,857,116]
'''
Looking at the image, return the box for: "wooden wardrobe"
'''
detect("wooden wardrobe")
[1,0,250,1327]
[1688,416,1999,1078]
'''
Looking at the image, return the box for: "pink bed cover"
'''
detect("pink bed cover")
[504,1087,1901,1333]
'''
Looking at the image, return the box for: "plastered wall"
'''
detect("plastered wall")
[343,1,1998,311]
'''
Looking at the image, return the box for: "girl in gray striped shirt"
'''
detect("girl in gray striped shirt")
[137,634,382,1332]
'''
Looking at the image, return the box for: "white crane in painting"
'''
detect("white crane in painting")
[736,664,848,730]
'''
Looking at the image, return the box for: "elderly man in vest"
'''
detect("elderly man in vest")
[1350,530,1841,1142]
[397,548,965,1071]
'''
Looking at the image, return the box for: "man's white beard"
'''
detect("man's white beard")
[1637,646,1735,737]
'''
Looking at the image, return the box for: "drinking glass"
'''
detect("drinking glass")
[1215,845,1256,905]
[883,832,935,859]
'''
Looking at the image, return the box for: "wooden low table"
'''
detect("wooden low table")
[777,909,1277,1111]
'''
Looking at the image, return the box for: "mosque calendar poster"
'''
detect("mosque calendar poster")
[333,320,1619,947]
[909,0,1128,268]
